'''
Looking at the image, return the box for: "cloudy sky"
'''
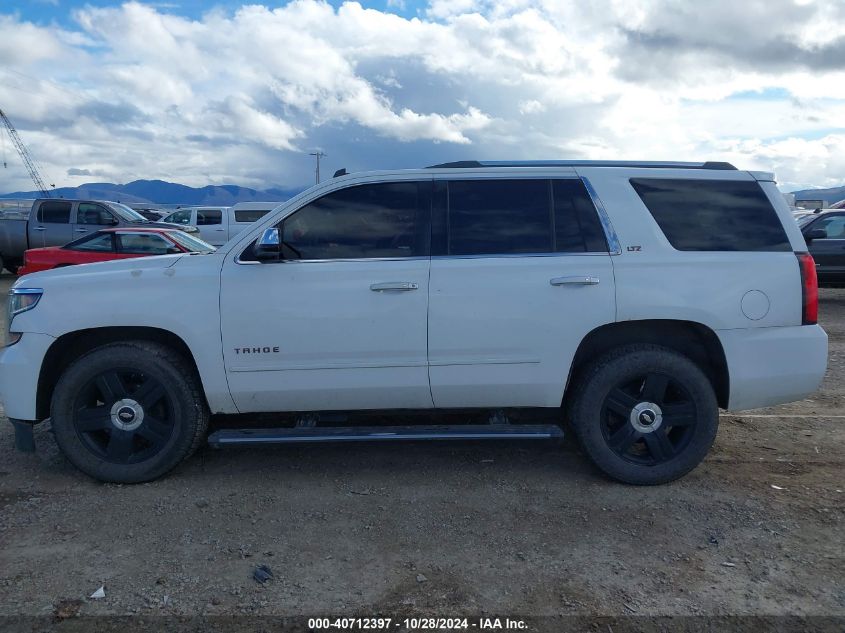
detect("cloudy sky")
[1,0,844,194]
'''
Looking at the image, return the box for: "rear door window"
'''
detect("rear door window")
[196,209,223,225]
[447,179,551,255]
[553,180,609,253]
[630,178,790,251]
[234,209,271,223]
[36,201,72,224]
[438,179,607,256]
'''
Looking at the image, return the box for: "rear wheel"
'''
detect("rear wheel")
[568,344,718,485]
[51,341,209,483]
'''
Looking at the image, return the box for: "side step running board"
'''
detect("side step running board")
[208,424,563,447]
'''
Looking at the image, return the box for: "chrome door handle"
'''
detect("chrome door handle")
[550,276,600,286]
[370,281,419,292]
[33,226,46,231]
[75,228,88,233]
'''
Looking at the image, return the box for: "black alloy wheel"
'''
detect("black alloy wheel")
[51,341,209,483]
[72,368,176,464]
[568,344,719,485]
[601,372,698,466]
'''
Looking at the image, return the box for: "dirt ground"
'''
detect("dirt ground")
[0,272,842,630]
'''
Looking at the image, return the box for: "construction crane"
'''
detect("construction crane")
[0,107,52,198]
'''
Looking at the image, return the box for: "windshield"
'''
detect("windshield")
[168,230,216,253]
[797,214,817,228]
[106,202,149,223]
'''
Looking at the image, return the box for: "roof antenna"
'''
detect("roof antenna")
[333,168,347,178]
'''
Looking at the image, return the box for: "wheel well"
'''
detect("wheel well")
[36,327,202,420]
[567,320,729,408]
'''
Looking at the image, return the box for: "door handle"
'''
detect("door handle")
[215,228,225,231]
[75,228,88,233]
[370,281,419,292]
[550,276,600,286]
[33,226,46,231]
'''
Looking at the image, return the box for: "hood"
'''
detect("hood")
[15,253,184,286]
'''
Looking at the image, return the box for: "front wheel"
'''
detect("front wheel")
[568,344,719,485]
[51,341,209,483]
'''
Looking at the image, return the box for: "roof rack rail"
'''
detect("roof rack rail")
[426,160,737,170]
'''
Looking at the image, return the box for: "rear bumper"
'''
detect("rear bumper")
[719,325,828,411]
[0,332,55,421]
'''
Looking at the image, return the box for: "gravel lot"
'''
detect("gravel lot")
[0,272,842,629]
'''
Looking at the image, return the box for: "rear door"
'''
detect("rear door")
[73,202,118,240]
[195,208,226,246]
[427,176,616,408]
[805,213,845,282]
[30,200,73,247]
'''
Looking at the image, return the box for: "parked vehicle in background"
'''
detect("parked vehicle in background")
[162,203,277,246]
[0,199,200,274]
[0,161,827,486]
[830,198,845,210]
[802,210,845,285]
[129,206,170,221]
[18,227,215,275]
[795,199,827,211]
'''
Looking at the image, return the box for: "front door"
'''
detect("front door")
[220,180,433,413]
[427,177,616,408]
[73,202,117,239]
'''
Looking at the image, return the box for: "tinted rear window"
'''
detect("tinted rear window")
[196,209,223,225]
[235,209,270,223]
[448,180,550,255]
[37,201,72,224]
[553,180,609,253]
[630,178,790,251]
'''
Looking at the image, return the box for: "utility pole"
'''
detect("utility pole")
[309,150,326,184]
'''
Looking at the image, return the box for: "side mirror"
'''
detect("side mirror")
[805,228,827,243]
[254,227,281,261]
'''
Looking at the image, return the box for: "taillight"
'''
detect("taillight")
[796,252,818,325]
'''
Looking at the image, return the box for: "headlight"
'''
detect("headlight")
[8,288,43,323]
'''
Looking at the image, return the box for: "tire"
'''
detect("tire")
[50,341,209,483]
[568,344,718,485]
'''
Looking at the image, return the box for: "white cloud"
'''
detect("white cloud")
[0,0,843,193]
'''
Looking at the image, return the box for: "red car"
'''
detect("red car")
[18,227,215,275]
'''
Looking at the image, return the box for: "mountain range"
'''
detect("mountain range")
[0,179,305,206]
[790,185,845,205]
[3,178,843,207]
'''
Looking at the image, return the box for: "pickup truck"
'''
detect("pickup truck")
[0,198,199,274]
[161,202,276,246]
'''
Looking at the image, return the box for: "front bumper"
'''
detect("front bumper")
[0,332,56,421]
[719,324,828,411]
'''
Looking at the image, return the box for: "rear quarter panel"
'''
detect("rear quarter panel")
[578,167,802,330]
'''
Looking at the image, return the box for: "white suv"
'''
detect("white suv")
[1,161,828,485]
